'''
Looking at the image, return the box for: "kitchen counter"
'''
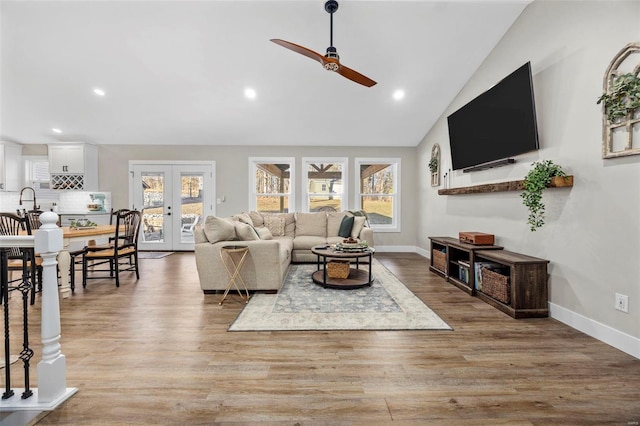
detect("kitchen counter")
[57,211,110,215]
[58,212,111,226]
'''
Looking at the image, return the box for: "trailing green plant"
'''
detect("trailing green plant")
[428,157,438,173]
[521,160,566,231]
[596,72,640,123]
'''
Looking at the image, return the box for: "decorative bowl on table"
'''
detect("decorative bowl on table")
[341,238,361,248]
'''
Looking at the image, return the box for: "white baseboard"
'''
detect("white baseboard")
[549,303,640,360]
[380,246,640,360]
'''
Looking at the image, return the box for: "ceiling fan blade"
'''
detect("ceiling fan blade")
[270,39,326,66]
[336,63,377,87]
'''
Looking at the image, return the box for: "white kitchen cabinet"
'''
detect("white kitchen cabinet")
[48,143,98,190]
[0,141,23,192]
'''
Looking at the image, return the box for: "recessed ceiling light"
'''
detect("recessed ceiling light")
[244,88,256,100]
[52,128,62,134]
[393,89,405,101]
[93,87,106,96]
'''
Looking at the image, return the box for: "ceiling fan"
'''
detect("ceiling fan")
[270,0,377,88]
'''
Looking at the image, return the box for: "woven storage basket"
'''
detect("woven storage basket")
[327,260,350,279]
[481,268,510,304]
[432,249,446,272]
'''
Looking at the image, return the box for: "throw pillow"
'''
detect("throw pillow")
[295,212,327,237]
[351,216,366,239]
[235,221,260,241]
[264,215,285,236]
[234,213,253,226]
[248,211,264,227]
[349,209,371,227]
[203,216,236,244]
[255,227,273,240]
[338,215,354,238]
[327,211,347,236]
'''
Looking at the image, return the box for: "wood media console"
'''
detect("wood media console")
[428,236,549,318]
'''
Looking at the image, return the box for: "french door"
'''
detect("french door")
[130,162,215,251]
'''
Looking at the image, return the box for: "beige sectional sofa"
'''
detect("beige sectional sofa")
[193,210,374,294]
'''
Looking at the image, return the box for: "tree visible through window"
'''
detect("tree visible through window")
[250,158,294,213]
[303,158,347,212]
[356,159,400,231]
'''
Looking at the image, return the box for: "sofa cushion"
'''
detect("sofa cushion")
[327,211,347,236]
[255,227,273,240]
[295,212,327,237]
[235,222,260,241]
[282,213,296,237]
[203,216,236,243]
[351,216,366,239]
[338,215,354,238]
[293,235,327,250]
[264,214,286,236]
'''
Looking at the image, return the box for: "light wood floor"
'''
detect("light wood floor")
[3,252,639,424]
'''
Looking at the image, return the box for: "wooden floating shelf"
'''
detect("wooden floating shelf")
[438,175,573,196]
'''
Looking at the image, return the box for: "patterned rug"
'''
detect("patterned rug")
[228,260,452,331]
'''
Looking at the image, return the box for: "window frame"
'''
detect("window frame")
[23,155,58,201]
[301,157,348,213]
[248,157,295,213]
[354,157,401,232]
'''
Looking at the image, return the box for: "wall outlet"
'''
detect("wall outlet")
[615,293,629,313]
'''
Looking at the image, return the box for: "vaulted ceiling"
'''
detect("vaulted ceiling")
[0,0,530,147]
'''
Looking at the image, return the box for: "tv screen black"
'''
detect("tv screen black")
[447,62,539,171]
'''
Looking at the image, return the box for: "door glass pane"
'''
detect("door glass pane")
[142,172,164,242]
[180,172,204,244]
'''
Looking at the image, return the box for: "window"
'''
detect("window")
[302,158,348,212]
[355,158,400,232]
[249,158,295,213]
[24,156,57,201]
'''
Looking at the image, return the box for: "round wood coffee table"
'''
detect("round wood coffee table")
[311,245,375,289]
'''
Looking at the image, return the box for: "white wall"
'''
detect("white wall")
[97,144,419,249]
[417,0,640,354]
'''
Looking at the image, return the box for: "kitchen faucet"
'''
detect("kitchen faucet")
[19,186,38,210]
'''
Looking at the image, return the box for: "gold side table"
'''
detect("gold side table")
[219,245,250,305]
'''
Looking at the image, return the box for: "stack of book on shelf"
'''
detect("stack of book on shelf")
[458,260,470,284]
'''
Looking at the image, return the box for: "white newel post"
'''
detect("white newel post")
[1,212,77,413]
[34,212,65,402]
[33,212,77,407]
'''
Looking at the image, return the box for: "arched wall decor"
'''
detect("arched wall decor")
[429,143,441,187]
[600,42,640,159]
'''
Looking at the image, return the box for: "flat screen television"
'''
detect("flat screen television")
[447,62,539,171]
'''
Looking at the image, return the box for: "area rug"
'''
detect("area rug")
[228,260,452,331]
[138,252,173,259]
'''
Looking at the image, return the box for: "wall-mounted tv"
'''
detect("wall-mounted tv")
[447,62,539,171]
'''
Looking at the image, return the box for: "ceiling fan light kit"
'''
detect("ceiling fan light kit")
[270,0,377,87]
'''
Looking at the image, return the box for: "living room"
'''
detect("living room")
[2,0,640,423]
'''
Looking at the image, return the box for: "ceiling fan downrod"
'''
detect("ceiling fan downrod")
[324,0,339,70]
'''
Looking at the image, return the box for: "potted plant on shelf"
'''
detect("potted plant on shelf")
[596,72,640,123]
[521,160,567,231]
